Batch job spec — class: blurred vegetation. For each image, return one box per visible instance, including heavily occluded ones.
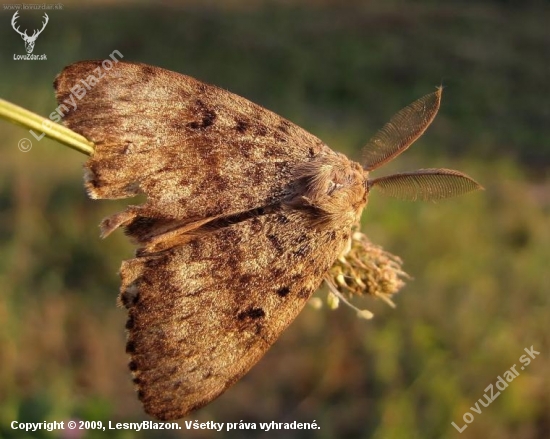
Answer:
[0,1,549,438]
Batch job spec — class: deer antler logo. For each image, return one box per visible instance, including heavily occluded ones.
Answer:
[11,11,49,54]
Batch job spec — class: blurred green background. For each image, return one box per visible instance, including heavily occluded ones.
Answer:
[0,0,549,438]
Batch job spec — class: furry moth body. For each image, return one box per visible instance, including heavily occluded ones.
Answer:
[54,61,482,420]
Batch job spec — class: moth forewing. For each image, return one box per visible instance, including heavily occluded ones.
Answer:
[54,60,331,231]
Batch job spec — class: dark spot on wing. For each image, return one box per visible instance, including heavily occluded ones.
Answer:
[267,234,284,254]
[278,120,291,134]
[201,108,216,128]
[249,217,263,233]
[298,288,313,299]
[238,140,254,158]
[293,244,310,257]
[275,214,290,224]
[126,340,136,353]
[254,125,268,137]
[239,273,254,285]
[125,316,135,330]
[120,286,140,308]
[274,132,287,143]
[221,227,240,243]
[187,99,217,130]
[245,166,264,186]
[237,307,265,320]
[162,281,182,299]
[188,239,202,260]
[187,113,215,130]
[235,119,249,133]
[262,145,278,160]
[276,286,290,297]
[313,263,326,277]
[129,360,138,371]
[140,65,156,80]
[209,174,228,191]
[85,163,100,188]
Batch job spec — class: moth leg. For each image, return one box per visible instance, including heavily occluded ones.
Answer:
[139,217,214,254]
[100,207,141,238]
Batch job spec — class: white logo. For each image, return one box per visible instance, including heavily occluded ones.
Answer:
[11,11,49,54]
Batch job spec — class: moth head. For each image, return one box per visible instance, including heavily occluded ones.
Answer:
[289,153,368,227]
[361,87,483,201]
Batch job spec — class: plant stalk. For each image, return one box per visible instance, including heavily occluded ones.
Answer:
[0,98,94,156]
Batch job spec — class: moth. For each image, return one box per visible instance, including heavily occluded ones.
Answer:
[54,61,482,420]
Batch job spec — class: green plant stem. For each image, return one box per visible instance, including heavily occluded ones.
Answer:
[0,98,94,156]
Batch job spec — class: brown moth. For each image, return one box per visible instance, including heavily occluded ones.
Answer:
[54,61,482,420]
